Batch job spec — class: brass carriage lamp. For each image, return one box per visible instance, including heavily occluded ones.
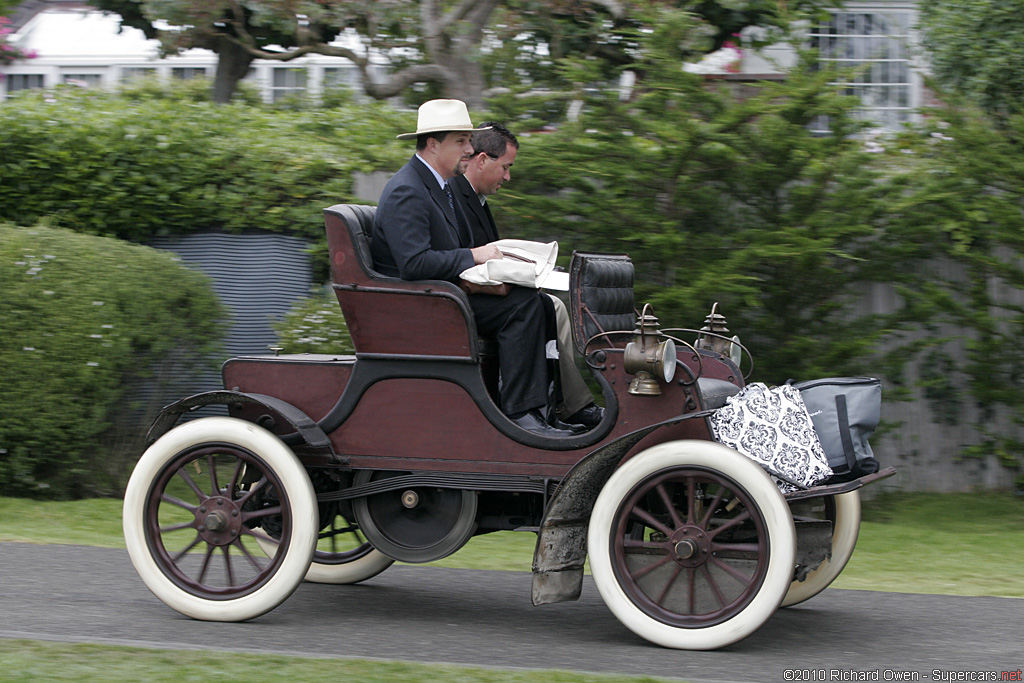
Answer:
[624,308,676,396]
[696,303,736,356]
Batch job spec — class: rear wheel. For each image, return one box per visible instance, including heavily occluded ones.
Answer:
[782,492,861,607]
[254,504,394,584]
[123,417,317,621]
[588,440,795,650]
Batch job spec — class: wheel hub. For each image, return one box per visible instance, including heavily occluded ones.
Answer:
[401,490,419,509]
[196,497,242,546]
[670,526,711,568]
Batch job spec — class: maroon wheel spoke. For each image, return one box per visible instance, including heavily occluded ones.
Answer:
[656,483,684,529]
[206,454,220,495]
[655,564,684,606]
[234,477,268,507]
[629,505,674,537]
[700,563,728,608]
[709,554,754,585]
[161,493,198,513]
[233,537,266,572]
[711,542,761,554]
[707,509,751,539]
[688,565,699,614]
[622,537,669,552]
[227,458,244,495]
[698,487,727,528]
[160,520,197,533]
[176,468,207,502]
[243,504,282,524]
[629,553,674,580]
[686,477,697,525]
[221,546,235,586]
[196,543,216,584]
[172,533,202,561]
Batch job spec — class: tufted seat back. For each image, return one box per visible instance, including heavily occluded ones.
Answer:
[568,252,636,355]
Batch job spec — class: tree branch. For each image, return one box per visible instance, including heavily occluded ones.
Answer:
[364,63,454,99]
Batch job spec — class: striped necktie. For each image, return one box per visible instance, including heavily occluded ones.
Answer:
[444,183,455,212]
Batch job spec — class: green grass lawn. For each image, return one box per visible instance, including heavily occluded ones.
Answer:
[0,640,675,683]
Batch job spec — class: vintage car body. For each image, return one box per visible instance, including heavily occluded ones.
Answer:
[122,204,894,650]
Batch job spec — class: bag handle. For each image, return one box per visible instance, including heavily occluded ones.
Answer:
[836,394,857,472]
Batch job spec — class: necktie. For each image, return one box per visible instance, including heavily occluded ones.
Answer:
[444,183,455,212]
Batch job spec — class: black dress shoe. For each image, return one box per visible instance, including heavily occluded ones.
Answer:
[552,418,588,434]
[566,403,605,427]
[510,410,577,437]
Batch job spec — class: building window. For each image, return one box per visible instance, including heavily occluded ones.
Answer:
[172,67,208,80]
[63,74,103,88]
[270,67,307,102]
[809,10,914,131]
[6,74,45,93]
[122,67,157,82]
[323,66,360,90]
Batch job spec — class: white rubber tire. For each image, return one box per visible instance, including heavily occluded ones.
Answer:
[781,491,861,607]
[588,440,796,650]
[253,531,394,584]
[123,417,317,621]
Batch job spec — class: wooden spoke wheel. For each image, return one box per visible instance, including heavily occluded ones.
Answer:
[588,440,796,650]
[254,503,394,584]
[123,417,317,621]
[782,491,861,607]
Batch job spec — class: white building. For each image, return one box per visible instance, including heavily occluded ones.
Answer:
[0,2,378,103]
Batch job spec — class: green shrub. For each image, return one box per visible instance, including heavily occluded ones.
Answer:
[118,74,264,106]
[0,224,225,498]
[0,87,411,253]
[273,286,354,355]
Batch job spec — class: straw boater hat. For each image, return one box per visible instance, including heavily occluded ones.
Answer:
[396,99,491,140]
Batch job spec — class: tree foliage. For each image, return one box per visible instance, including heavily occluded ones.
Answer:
[884,100,1024,483]
[918,0,1024,119]
[497,10,917,385]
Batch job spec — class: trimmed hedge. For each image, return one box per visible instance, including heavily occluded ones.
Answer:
[0,224,225,498]
[0,85,411,246]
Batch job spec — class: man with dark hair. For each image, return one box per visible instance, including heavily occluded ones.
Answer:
[452,122,604,428]
[371,100,575,437]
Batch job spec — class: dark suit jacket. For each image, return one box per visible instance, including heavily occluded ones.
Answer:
[371,156,475,282]
[452,174,500,247]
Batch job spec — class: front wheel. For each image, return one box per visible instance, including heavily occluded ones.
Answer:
[123,417,317,621]
[588,440,796,650]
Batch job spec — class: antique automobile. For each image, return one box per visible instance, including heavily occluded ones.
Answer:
[122,203,895,650]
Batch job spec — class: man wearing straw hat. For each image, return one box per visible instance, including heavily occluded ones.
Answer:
[371,99,575,437]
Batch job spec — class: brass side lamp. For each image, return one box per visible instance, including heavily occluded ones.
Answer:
[696,302,742,365]
[624,306,676,396]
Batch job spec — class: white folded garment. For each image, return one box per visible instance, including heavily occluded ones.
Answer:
[459,239,569,291]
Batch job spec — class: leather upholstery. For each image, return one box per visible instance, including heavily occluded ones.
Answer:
[568,252,636,355]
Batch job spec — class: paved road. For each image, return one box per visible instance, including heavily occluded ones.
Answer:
[0,542,1020,682]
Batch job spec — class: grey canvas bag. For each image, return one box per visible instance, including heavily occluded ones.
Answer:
[791,377,881,482]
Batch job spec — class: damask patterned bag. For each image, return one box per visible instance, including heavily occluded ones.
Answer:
[709,382,833,492]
